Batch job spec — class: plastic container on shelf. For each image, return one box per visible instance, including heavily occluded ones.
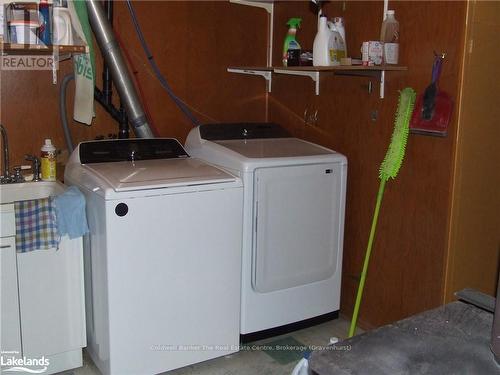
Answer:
[41,139,57,181]
[380,9,399,64]
[327,19,346,66]
[9,20,39,44]
[38,0,51,45]
[331,17,347,56]
[313,15,332,67]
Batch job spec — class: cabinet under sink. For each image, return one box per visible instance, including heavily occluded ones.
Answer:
[0,181,86,374]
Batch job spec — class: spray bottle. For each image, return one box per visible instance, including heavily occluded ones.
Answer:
[282,18,302,67]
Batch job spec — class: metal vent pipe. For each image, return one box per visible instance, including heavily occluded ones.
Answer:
[86,0,154,138]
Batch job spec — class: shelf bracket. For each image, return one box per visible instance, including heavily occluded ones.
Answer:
[229,0,273,14]
[380,70,385,99]
[227,68,272,92]
[229,0,274,70]
[274,69,321,95]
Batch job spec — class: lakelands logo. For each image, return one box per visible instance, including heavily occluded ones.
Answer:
[1,351,49,373]
[1,55,57,71]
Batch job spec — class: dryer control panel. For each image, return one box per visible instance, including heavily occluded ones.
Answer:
[199,122,291,140]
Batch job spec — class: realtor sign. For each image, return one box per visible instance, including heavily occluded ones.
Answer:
[1,54,56,70]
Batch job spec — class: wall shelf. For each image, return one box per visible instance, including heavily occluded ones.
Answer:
[228,0,402,98]
[1,42,88,56]
[1,42,88,83]
[228,65,407,96]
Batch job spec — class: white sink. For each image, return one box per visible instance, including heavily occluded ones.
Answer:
[0,181,65,204]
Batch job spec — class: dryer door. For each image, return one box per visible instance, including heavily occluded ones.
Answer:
[252,163,342,293]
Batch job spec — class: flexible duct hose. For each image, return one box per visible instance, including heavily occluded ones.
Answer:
[86,0,154,138]
[60,73,75,153]
[125,0,199,127]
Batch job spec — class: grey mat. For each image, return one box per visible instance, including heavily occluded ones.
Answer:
[309,301,500,375]
[261,336,308,365]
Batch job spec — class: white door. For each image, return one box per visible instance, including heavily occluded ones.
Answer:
[16,237,86,357]
[252,163,342,293]
[0,236,22,358]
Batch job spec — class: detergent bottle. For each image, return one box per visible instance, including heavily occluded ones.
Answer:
[327,19,346,66]
[313,15,331,66]
[282,18,302,67]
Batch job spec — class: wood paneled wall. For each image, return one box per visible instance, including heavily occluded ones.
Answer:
[0,1,268,168]
[269,1,467,328]
[2,1,488,330]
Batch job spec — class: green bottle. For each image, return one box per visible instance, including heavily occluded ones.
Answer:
[282,18,302,67]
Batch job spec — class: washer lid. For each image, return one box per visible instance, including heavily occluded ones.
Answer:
[213,138,334,158]
[84,158,236,192]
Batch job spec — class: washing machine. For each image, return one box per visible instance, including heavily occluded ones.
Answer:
[185,123,347,335]
[65,139,243,375]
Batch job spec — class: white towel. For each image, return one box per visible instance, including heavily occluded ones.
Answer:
[68,0,95,125]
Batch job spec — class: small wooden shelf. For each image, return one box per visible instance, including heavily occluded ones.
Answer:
[228,65,407,96]
[1,42,88,55]
[1,42,88,83]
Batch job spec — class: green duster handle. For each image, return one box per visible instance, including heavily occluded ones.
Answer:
[348,178,387,338]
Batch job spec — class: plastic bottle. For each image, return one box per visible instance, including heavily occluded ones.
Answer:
[282,18,302,67]
[41,139,56,181]
[327,19,346,66]
[313,15,332,67]
[39,0,51,46]
[291,358,309,375]
[380,10,399,64]
[332,17,347,55]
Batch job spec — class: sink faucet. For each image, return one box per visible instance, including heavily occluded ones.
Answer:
[0,124,10,183]
[25,155,41,182]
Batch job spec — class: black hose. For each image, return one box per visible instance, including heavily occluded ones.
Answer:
[60,73,75,153]
[125,0,199,127]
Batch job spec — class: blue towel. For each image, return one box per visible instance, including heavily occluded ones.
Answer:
[15,198,59,252]
[53,186,89,239]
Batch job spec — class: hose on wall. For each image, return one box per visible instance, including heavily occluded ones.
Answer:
[60,74,75,153]
[125,0,200,127]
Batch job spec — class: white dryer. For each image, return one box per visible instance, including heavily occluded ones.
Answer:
[65,139,243,375]
[185,123,347,335]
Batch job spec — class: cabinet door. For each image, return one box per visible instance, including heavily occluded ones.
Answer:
[1,236,22,357]
[16,237,86,357]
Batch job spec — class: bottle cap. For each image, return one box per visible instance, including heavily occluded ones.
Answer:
[41,139,56,152]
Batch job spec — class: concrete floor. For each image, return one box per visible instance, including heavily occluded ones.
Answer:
[61,317,353,375]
